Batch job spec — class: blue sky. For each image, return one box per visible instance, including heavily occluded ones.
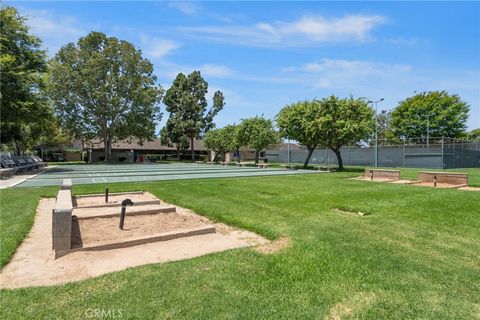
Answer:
[9,1,480,131]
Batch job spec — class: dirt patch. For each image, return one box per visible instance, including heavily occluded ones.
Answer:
[255,237,291,254]
[350,177,397,182]
[388,179,417,184]
[73,212,210,247]
[458,186,480,191]
[412,182,465,189]
[326,292,377,320]
[0,197,269,288]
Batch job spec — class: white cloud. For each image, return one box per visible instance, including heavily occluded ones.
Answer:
[168,1,201,15]
[180,14,386,47]
[140,36,180,59]
[283,59,411,76]
[200,64,233,78]
[21,8,87,55]
[156,62,234,81]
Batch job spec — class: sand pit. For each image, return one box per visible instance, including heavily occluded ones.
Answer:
[0,195,269,289]
[72,211,211,247]
[74,191,160,207]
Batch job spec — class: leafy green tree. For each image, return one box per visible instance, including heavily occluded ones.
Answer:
[0,7,53,154]
[204,128,225,161]
[276,100,325,168]
[316,96,374,170]
[236,116,278,164]
[277,97,373,169]
[391,91,469,140]
[162,71,225,161]
[47,31,163,162]
[466,128,480,140]
[159,123,189,160]
[204,124,239,161]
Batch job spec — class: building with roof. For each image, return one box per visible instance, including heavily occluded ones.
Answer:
[85,138,208,162]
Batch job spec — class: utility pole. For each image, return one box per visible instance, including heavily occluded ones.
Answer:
[367,98,384,167]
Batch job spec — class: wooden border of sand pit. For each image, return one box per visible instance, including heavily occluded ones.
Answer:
[364,168,400,181]
[65,225,216,255]
[417,171,468,188]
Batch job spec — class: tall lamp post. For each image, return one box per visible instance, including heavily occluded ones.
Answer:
[367,98,384,167]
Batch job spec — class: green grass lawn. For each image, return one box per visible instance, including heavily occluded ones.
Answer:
[1,170,479,319]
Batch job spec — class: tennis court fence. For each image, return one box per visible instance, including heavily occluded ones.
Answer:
[266,137,480,169]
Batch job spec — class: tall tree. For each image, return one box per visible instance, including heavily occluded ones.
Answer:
[0,7,53,154]
[162,71,225,161]
[391,91,469,140]
[236,116,278,164]
[317,96,374,170]
[159,123,189,160]
[276,100,325,168]
[47,31,163,162]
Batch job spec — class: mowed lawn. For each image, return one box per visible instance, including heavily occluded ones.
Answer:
[1,170,479,319]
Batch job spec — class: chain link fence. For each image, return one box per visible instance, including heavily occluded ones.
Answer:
[266,138,480,169]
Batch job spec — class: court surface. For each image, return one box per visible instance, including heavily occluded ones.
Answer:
[14,163,319,187]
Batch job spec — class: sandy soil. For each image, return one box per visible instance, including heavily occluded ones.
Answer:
[388,179,418,184]
[73,212,210,247]
[457,186,480,191]
[73,204,176,219]
[74,191,160,207]
[256,237,291,254]
[350,177,398,182]
[0,198,268,289]
[411,182,465,189]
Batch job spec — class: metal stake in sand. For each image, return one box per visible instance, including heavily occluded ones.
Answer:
[119,199,134,230]
[105,187,109,203]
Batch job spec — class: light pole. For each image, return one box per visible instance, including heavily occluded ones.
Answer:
[368,98,384,167]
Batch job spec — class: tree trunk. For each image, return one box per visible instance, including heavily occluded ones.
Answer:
[103,131,109,162]
[107,140,112,163]
[332,148,344,170]
[255,150,260,164]
[14,141,22,156]
[303,146,315,168]
[190,135,195,162]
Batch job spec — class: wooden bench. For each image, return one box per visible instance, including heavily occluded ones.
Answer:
[364,169,400,181]
[280,164,297,170]
[256,163,270,169]
[0,168,14,179]
[418,171,468,188]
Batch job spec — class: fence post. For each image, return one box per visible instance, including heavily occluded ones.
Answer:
[403,140,406,167]
[441,136,445,169]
